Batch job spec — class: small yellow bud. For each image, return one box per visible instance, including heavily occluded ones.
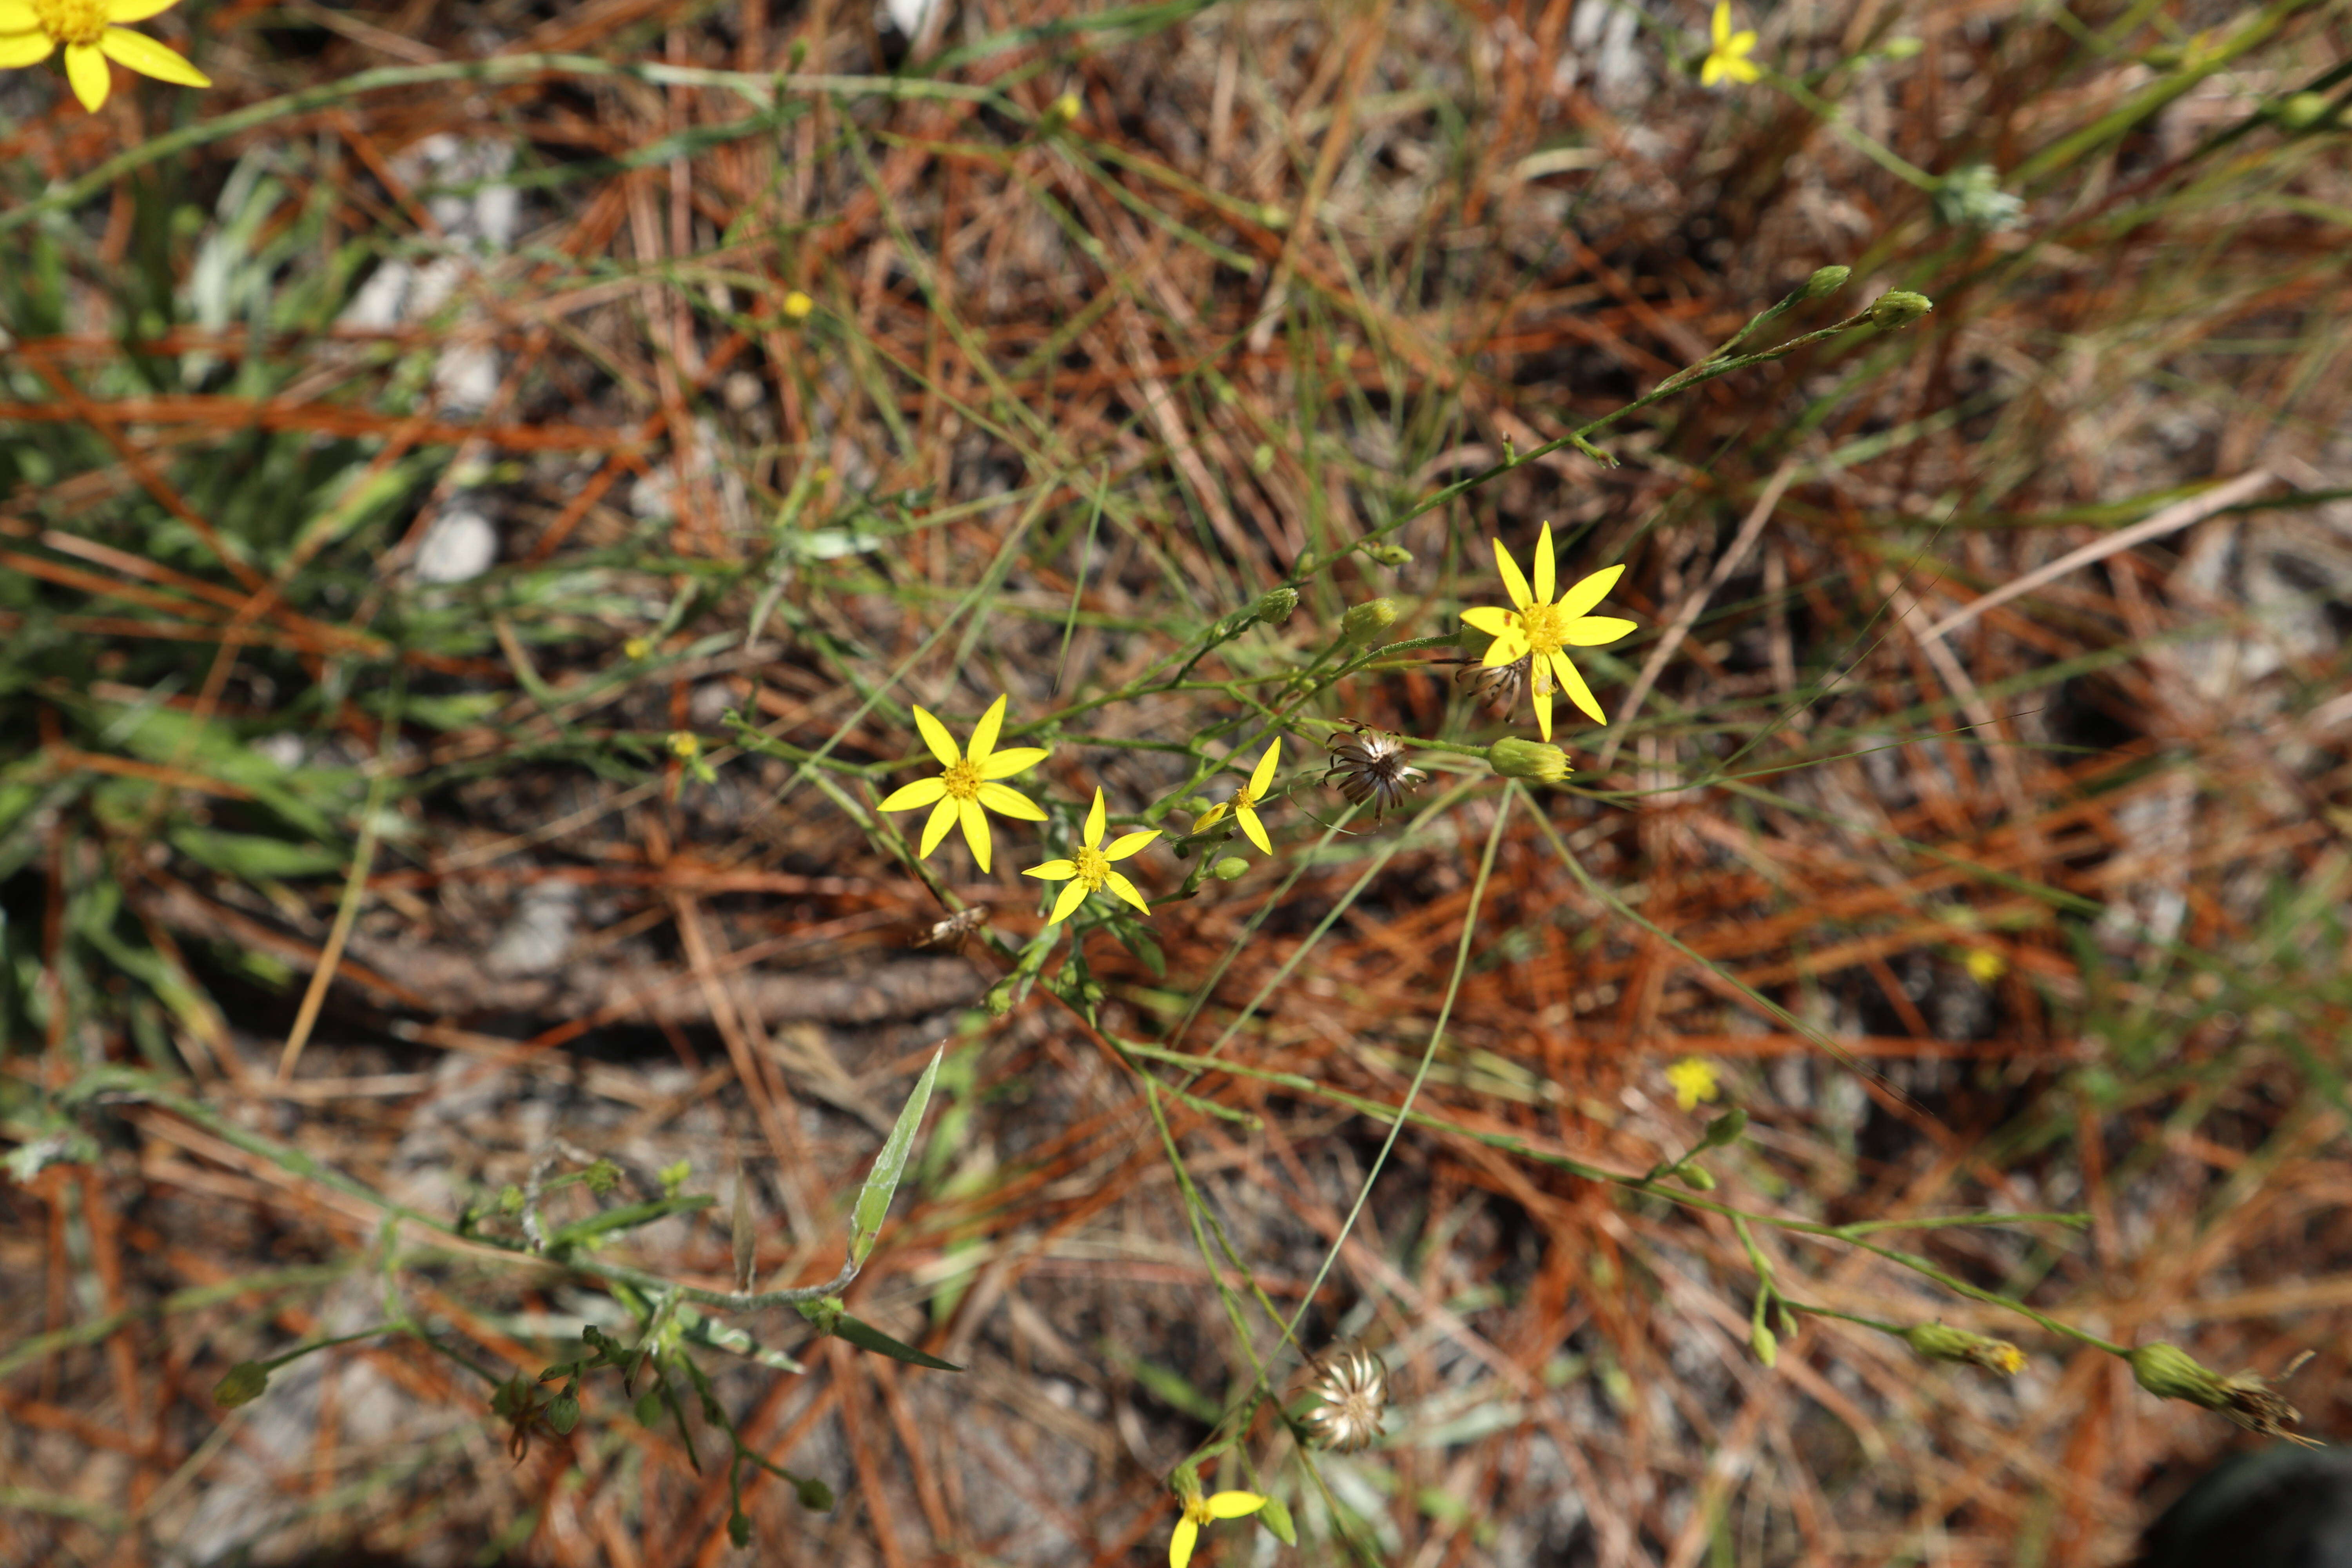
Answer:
[623,637,653,661]
[213,1361,270,1408]
[1341,597,1399,645]
[781,290,815,323]
[668,731,702,761]
[1367,543,1414,568]
[1487,737,1571,784]
[1866,290,1934,330]
[1904,1322,2026,1376]
[1042,90,1082,129]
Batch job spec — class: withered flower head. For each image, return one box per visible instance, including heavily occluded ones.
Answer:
[1322,724,1425,824]
[1454,652,1530,713]
[911,905,989,952]
[1300,1344,1390,1452]
[2127,1342,2315,1444]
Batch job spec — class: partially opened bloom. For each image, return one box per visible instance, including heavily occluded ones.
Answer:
[1194,738,1281,855]
[1459,523,1637,741]
[1701,1,1760,86]
[1025,788,1160,924]
[0,0,211,113]
[877,694,1050,874]
[1169,1489,1267,1568]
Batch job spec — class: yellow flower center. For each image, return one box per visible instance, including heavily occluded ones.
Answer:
[33,0,110,45]
[941,758,982,801]
[1071,844,1109,889]
[1229,785,1258,811]
[1519,600,1567,657]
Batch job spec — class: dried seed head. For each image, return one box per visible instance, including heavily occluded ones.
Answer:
[1322,724,1425,824]
[1300,1345,1390,1452]
[1455,652,1529,714]
[911,906,990,952]
[2127,1342,2315,1444]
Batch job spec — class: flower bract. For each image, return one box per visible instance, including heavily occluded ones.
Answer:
[1024,788,1160,924]
[1194,738,1281,855]
[1169,1490,1267,1568]
[876,694,1050,874]
[1459,522,1636,742]
[1701,1,1760,86]
[0,0,210,112]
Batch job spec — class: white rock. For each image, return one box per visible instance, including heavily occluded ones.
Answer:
[412,504,498,584]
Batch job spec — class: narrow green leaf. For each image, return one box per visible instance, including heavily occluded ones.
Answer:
[849,1046,941,1266]
[830,1310,962,1371]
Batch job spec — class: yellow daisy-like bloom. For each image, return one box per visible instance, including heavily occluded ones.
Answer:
[1459,522,1637,742]
[1962,947,2007,984]
[0,0,210,113]
[1194,738,1281,855]
[1169,1490,1267,1568]
[876,694,1050,874]
[1701,0,1760,86]
[1024,788,1159,924]
[1666,1056,1721,1112]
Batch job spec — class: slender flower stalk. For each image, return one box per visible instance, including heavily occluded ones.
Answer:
[1194,739,1281,855]
[0,0,209,111]
[876,695,1050,873]
[1459,523,1636,742]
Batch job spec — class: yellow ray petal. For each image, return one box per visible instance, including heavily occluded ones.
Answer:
[0,31,54,67]
[1048,880,1091,924]
[976,781,1045,820]
[1530,684,1553,741]
[1194,801,1230,831]
[877,776,948,812]
[64,41,111,110]
[1701,53,1726,85]
[1082,788,1106,846]
[1492,536,1532,610]
[99,24,206,85]
[966,694,1006,762]
[1459,605,1516,638]
[1713,0,1733,45]
[1556,563,1625,620]
[1024,859,1077,880]
[1552,651,1605,724]
[1564,615,1638,647]
[0,0,41,32]
[1481,628,1530,667]
[1103,829,1160,862]
[918,797,960,857]
[1725,52,1760,80]
[910,705,960,767]
[106,0,184,20]
[1247,739,1281,796]
[957,798,993,871]
[1169,1515,1199,1568]
[1205,1492,1268,1519]
[979,745,1050,780]
[1104,871,1151,915]
[1532,522,1555,604]
[1236,804,1272,856]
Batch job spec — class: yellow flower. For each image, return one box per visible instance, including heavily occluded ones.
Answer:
[0,0,210,113]
[877,694,1051,874]
[1459,522,1636,742]
[1194,738,1281,855]
[1701,1,1761,86]
[1666,1056,1720,1112]
[1963,947,2006,984]
[1024,787,1159,924]
[1169,1490,1267,1568]
[781,290,814,322]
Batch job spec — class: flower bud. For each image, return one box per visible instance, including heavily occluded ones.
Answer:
[1750,1321,1779,1367]
[2275,92,2336,129]
[214,1361,270,1408]
[1904,1322,2026,1376]
[1866,290,1934,330]
[797,1477,835,1511]
[1368,543,1414,567]
[781,290,814,323]
[1042,90,1082,129]
[624,636,653,660]
[1698,1105,1748,1149]
[1341,597,1398,645]
[1804,265,1851,299]
[546,1393,580,1434]
[728,1511,753,1548]
[1488,737,1571,784]
[1212,857,1250,882]
[1675,1165,1716,1191]
[1254,586,1299,624]
[1878,34,1922,58]
[668,731,702,761]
